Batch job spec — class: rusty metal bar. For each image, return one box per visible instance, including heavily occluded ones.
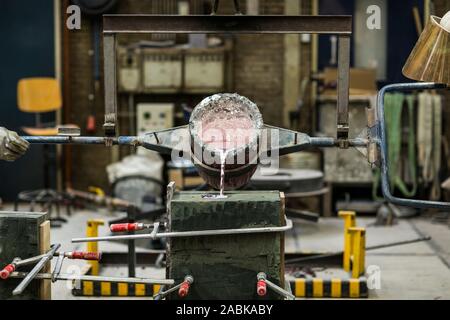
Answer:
[337,35,351,144]
[103,34,117,136]
[103,15,352,34]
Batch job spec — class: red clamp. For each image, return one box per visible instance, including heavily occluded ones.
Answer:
[110,223,144,232]
[66,251,102,261]
[178,275,194,298]
[0,264,16,280]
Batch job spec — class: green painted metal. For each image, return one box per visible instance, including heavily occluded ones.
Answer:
[0,212,48,300]
[167,191,284,300]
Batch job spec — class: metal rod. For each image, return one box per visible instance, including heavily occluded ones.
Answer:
[72,218,293,243]
[336,35,351,142]
[12,244,61,296]
[103,15,353,35]
[9,272,174,285]
[103,34,117,136]
[285,236,432,265]
[127,206,136,278]
[22,136,140,146]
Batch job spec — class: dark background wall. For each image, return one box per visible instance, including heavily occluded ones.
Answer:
[0,0,55,200]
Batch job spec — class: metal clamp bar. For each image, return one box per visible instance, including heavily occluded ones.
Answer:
[153,275,194,300]
[376,82,449,209]
[51,254,65,283]
[12,244,61,296]
[337,35,351,145]
[9,272,174,285]
[72,217,292,243]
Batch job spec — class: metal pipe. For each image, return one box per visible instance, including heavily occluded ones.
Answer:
[103,15,353,35]
[309,137,368,147]
[285,236,432,265]
[72,219,293,243]
[12,244,61,296]
[377,82,450,209]
[22,136,140,146]
[9,272,174,285]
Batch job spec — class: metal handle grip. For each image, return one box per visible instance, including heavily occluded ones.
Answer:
[66,251,102,261]
[110,223,144,233]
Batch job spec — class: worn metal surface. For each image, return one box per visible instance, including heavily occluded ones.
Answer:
[9,272,174,285]
[103,15,352,34]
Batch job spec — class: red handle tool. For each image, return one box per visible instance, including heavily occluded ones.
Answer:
[0,264,16,280]
[178,276,194,298]
[65,251,102,261]
[257,279,267,296]
[110,223,145,232]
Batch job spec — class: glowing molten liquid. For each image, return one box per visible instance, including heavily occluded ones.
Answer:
[200,117,255,151]
[200,116,255,197]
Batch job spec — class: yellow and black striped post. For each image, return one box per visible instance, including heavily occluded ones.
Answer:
[72,281,161,297]
[291,277,368,299]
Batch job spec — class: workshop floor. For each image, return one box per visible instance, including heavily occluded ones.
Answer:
[5,204,450,300]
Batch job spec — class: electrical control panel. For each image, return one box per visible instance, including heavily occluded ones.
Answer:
[136,103,174,135]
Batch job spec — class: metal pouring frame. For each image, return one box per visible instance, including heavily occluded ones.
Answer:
[20,14,450,210]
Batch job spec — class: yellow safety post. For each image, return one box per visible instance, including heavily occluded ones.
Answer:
[338,211,356,271]
[86,219,104,275]
[88,186,105,197]
[348,227,366,279]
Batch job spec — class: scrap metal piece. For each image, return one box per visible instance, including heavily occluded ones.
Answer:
[102,15,353,35]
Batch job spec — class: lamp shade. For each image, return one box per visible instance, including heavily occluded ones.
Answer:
[402,15,449,85]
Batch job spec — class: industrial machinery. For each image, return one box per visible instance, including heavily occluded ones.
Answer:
[2,12,448,299]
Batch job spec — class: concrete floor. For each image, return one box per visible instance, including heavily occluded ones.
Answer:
[3,204,450,300]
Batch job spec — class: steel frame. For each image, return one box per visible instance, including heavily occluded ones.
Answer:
[101,14,352,141]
